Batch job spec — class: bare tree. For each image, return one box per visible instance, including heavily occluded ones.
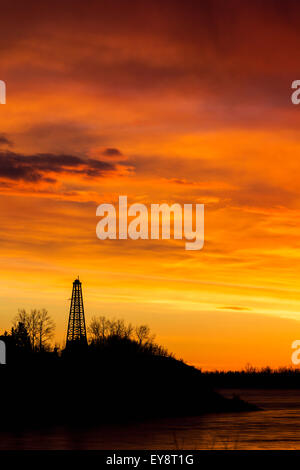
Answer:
[88,316,136,341]
[13,308,55,351]
[37,309,55,350]
[87,315,170,358]
[30,309,40,350]
[88,316,110,341]
[13,308,28,327]
[135,324,154,345]
[109,318,133,339]
[13,309,39,350]
[124,321,134,339]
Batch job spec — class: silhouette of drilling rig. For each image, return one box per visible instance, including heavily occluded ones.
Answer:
[66,277,87,347]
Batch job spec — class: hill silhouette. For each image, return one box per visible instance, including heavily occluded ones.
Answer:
[0,316,258,431]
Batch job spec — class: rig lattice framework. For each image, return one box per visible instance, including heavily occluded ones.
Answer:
[66,277,87,345]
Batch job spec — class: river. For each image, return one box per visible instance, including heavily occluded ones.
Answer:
[1,389,300,449]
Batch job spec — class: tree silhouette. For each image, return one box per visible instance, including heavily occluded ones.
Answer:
[135,324,153,345]
[37,309,56,351]
[11,321,31,351]
[88,316,134,341]
[88,316,110,341]
[13,308,55,351]
[87,315,171,358]
[109,318,133,339]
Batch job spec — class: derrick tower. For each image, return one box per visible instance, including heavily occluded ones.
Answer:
[66,277,87,346]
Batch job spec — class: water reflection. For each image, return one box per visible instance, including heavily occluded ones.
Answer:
[1,390,300,449]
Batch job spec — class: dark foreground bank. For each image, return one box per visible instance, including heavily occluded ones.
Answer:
[0,338,258,430]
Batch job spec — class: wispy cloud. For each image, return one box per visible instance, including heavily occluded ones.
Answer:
[218,306,251,311]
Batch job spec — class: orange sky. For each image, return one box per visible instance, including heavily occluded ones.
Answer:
[1,0,300,369]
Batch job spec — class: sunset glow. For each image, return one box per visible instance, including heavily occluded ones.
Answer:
[1,0,300,370]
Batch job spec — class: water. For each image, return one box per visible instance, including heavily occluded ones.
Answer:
[1,389,300,449]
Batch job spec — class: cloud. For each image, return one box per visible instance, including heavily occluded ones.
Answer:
[15,122,108,155]
[101,148,123,157]
[218,306,251,311]
[0,135,12,147]
[0,151,131,183]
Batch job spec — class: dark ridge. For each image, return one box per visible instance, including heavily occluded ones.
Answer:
[0,334,259,431]
[202,367,300,389]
